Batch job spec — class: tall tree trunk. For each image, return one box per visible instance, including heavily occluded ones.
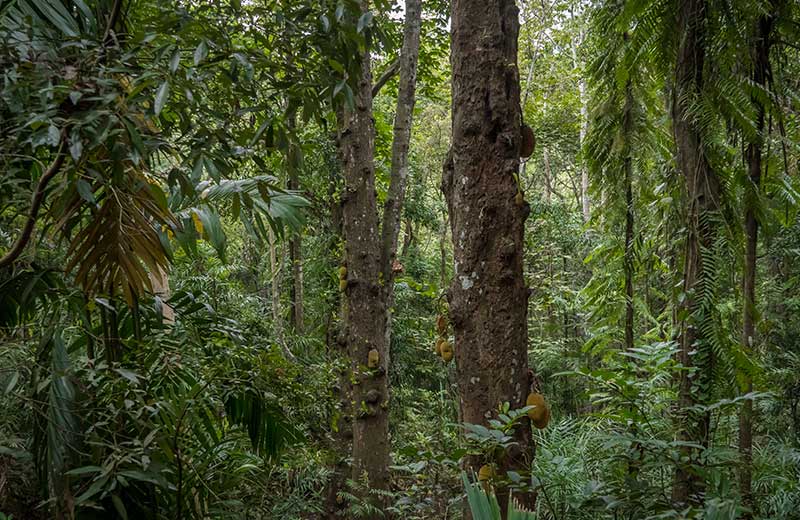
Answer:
[443,0,534,515]
[338,47,389,490]
[739,9,773,518]
[287,112,305,334]
[622,80,635,353]
[671,0,720,507]
[571,25,590,223]
[380,0,423,357]
[335,1,422,510]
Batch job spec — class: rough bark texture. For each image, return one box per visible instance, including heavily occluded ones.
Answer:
[337,5,389,498]
[443,0,534,515]
[739,10,772,518]
[671,0,720,507]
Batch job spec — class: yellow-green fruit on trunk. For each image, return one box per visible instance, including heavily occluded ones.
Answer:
[440,341,453,362]
[435,337,445,355]
[367,349,380,368]
[526,393,547,421]
[533,405,551,429]
[526,393,550,429]
[338,266,347,279]
[436,314,448,335]
[478,464,495,482]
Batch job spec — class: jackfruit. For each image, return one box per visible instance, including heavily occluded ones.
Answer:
[526,393,550,429]
[440,341,453,363]
[368,349,380,368]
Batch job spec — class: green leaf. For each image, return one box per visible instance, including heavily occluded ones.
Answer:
[357,11,373,33]
[169,50,181,73]
[65,465,103,476]
[76,179,95,205]
[111,494,128,520]
[194,40,209,66]
[4,372,19,394]
[154,81,170,116]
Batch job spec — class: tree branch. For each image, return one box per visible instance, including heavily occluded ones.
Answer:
[0,140,67,269]
[371,58,400,98]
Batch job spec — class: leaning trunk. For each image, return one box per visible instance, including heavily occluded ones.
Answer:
[443,0,534,515]
[671,0,720,507]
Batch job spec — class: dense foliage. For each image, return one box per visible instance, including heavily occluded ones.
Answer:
[1,0,799,519]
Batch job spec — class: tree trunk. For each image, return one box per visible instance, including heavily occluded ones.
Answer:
[543,147,552,203]
[443,0,534,515]
[335,1,422,511]
[622,80,634,353]
[337,40,390,493]
[571,26,590,223]
[739,9,773,518]
[671,0,720,507]
[287,112,305,334]
[380,0,423,361]
[268,227,294,361]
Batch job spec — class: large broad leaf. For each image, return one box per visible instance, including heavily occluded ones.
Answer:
[191,207,227,261]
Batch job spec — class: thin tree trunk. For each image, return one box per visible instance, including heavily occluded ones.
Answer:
[739,9,773,518]
[287,112,305,334]
[268,227,294,361]
[400,218,414,258]
[570,25,590,223]
[323,137,350,519]
[623,79,635,353]
[543,147,553,203]
[443,0,534,515]
[671,0,720,507]
[380,0,423,361]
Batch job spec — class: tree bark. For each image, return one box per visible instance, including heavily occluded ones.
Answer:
[443,0,534,515]
[335,1,422,511]
[739,9,773,518]
[570,26,590,223]
[337,3,389,502]
[623,80,635,353]
[268,227,294,362]
[287,113,305,334]
[380,0,423,353]
[671,0,720,507]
